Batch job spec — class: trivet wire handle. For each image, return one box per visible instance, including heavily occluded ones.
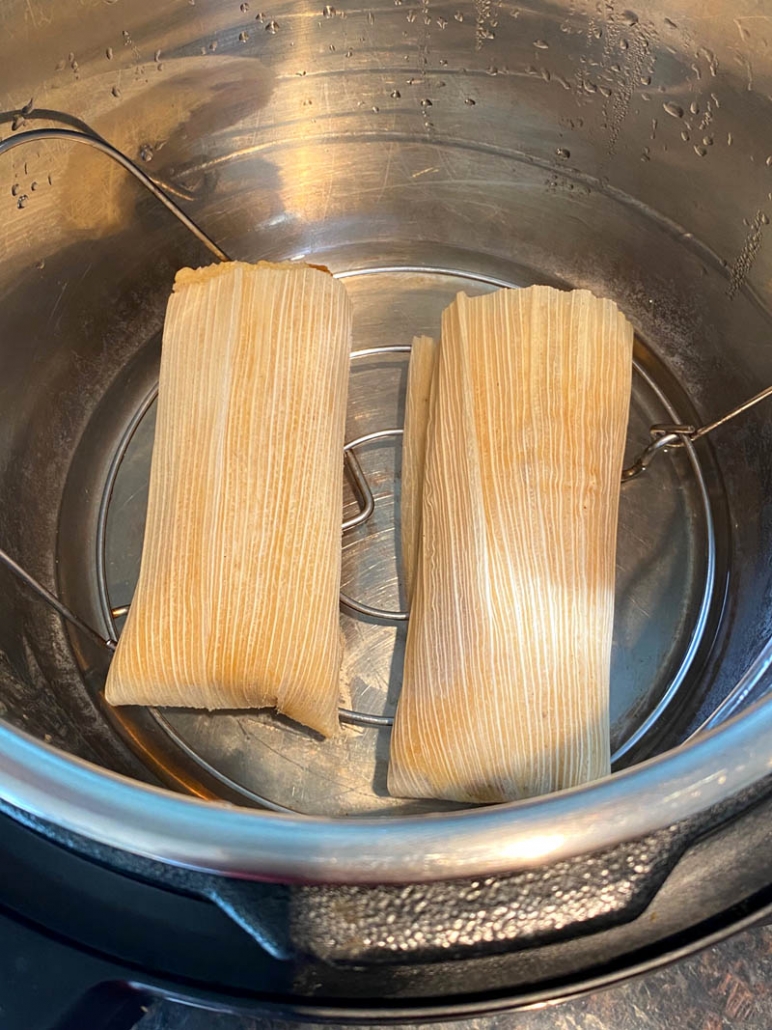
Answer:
[622,383,772,481]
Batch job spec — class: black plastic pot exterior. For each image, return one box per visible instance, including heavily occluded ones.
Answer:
[4,770,772,1027]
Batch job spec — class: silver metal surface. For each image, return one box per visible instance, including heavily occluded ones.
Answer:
[623,383,772,480]
[1,0,772,873]
[0,547,115,652]
[1,690,772,881]
[688,633,772,741]
[0,129,230,262]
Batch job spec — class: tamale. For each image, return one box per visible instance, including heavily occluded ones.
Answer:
[401,335,437,605]
[388,286,633,802]
[105,260,352,737]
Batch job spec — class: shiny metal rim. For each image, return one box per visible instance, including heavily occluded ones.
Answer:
[1,693,771,883]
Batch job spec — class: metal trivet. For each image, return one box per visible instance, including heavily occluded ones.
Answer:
[1,127,771,734]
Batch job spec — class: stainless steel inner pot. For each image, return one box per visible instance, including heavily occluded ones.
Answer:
[1,0,772,881]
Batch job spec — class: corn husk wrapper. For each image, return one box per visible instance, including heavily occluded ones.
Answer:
[389,286,633,802]
[106,261,352,737]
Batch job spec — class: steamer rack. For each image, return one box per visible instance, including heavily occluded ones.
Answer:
[2,127,771,815]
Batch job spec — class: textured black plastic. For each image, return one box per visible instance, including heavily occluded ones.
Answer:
[1,774,772,1026]
[3,784,772,1025]
[289,829,680,963]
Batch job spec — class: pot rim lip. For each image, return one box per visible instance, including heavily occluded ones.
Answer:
[1,694,771,884]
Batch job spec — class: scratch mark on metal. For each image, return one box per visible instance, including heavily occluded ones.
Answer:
[47,281,68,327]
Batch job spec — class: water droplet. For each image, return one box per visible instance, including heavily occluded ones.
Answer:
[30,181,38,191]
[209,40,218,50]
[641,150,650,162]
[390,89,401,98]
[154,49,162,62]
[693,145,707,157]
[619,38,629,50]
[599,85,612,97]
[406,8,416,20]
[255,11,265,20]
[437,16,447,28]
[702,136,713,146]
[239,30,249,40]
[36,259,45,270]
[106,47,114,60]
[265,19,279,32]
[10,183,20,196]
[621,10,639,26]
[689,100,699,115]
[640,75,651,85]
[329,42,336,50]
[762,213,770,225]
[465,96,476,105]
[610,63,621,73]
[323,3,336,14]
[345,47,353,56]
[583,81,597,93]
[240,0,250,9]
[533,39,549,49]
[368,10,375,22]
[766,155,772,167]
[17,195,28,209]
[111,85,122,98]
[556,147,570,159]
[680,129,690,142]
[372,105,380,112]
[664,17,678,28]
[454,9,464,20]
[420,97,433,106]
[727,132,733,146]
[139,144,154,162]
[663,101,683,118]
